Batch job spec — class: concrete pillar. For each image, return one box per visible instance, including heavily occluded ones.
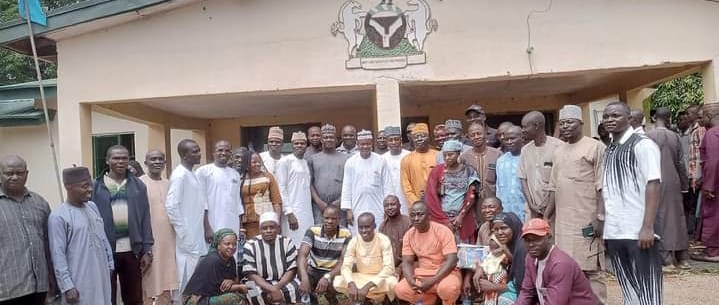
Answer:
[703,57,719,104]
[374,77,402,131]
[147,123,171,177]
[57,101,92,169]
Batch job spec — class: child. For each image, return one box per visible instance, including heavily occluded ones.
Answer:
[474,235,510,305]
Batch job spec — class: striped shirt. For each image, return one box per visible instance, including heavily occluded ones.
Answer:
[243,235,297,281]
[301,226,351,271]
[0,189,51,301]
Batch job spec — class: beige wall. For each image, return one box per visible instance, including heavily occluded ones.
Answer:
[92,111,149,162]
[0,121,62,205]
[53,0,719,167]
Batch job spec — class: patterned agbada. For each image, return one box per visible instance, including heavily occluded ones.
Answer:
[241,172,282,238]
[49,201,114,305]
[139,175,178,300]
[424,163,480,242]
[242,234,301,305]
[333,233,397,302]
[688,122,706,180]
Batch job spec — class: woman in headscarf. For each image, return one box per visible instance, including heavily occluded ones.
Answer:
[183,228,247,305]
[240,152,283,238]
[464,212,525,304]
[425,139,480,243]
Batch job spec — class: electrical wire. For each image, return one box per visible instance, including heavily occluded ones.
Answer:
[526,0,553,74]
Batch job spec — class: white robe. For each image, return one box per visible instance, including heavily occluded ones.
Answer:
[276,154,314,247]
[196,163,244,235]
[382,150,411,215]
[341,153,394,234]
[165,165,207,294]
[260,151,281,176]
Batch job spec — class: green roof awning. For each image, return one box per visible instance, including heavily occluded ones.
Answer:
[0,99,55,127]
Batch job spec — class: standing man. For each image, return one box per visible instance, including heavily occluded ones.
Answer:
[403,122,416,151]
[518,111,563,219]
[394,201,461,305]
[49,166,114,305]
[465,104,500,148]
[337,125,358,155]
[231,147,250,175]
[140,150,177,305]
[382,126,411,214]
[0,155,52,305]
[432,124,448,151]
[696,103,719,261]
[277,132,314,247]
[92,145,153,305]
[166,139,207,294]
[196,140,244,241]
[305,126,323,159]
[629,109,646,134]
[646,107,691,270]
[601,101,662,305]
[545,105,607,304]
[260,126,284,176]
[400,123,439,206]
[436,119,471,164]
[341,130,394,234]
[461,122,502,207]
[308,124,349,225]
[375,130,389,155]
[496,126,527,220]
[687,104,706,237]
[298,206,352,305]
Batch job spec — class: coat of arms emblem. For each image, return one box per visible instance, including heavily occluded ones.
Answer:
[331,0,438,70]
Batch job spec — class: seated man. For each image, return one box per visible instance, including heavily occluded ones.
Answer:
[243,212,301,305]
[334,213,397,304]
[516,218,598,305]
[298,205,352,305]
[395,201,461,305]
[378,195,411,275]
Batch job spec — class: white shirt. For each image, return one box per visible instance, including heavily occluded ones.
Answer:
[341,152,394,234]
[602,127,661,240]
[382,149,411,215]
[195,163,244,235]
[276,154,314,247]
[166,165,207,256]
[260,151,282,176]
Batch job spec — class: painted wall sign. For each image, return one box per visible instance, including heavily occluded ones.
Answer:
[331,0,438,70]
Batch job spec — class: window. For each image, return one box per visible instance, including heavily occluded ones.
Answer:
[92,133,135,178]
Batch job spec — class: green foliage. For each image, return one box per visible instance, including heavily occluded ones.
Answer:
[650,73,704,115]
[0,0,82,86]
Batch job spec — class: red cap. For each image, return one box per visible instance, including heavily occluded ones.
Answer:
[522,218,551,237]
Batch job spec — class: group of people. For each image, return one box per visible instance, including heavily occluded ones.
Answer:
[1,101,718,305]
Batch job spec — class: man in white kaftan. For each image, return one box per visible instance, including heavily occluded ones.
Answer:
[342,130,394,234]
[277,132,315,248]
[165,139,207,295]
[196,140,244,236]
[381,126,411,215]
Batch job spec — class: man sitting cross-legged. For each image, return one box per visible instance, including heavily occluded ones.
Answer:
[333,212,397,304]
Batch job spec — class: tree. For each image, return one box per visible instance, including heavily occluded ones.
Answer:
[0,0,82,86]
[650,73,704,116]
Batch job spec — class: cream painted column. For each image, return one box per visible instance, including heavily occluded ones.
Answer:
[147,123,168,153]
[703,56,719,103]
[374,77,402,131]
[57,101,93,169]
